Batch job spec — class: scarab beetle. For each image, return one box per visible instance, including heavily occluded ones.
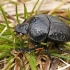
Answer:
[15,14,70,57]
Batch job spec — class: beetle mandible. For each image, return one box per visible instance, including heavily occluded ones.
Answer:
[15,14,70,58]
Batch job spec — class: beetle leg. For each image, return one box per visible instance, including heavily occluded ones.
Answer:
[43,39,52,60]
[43,41,53,69]
[57,15,70,21]
[43,46,52,60]
[55,43,70,53]
[19,47,37,53]
[32,40,52,60]
[19,46,39,53]
[19,40,40,53]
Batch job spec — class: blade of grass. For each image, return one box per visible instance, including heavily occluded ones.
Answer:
[30,0,39,16]
[64,43,70,47]
[0,23,6,26]
[25,53,37,70]
[15,5,20,24]
[0,5,15,37]
[0,36,13,43]
[51,53,70,60]
[0,44,14,52]
[48,0,67,15]
[65,9,70,24]
[24,4,28,19]
[0,27,7,36]
[0,5,9,29]
[0,50,11,60]
[35,0,44,15]
[65,8,70,18]
[2,57,14,70]
[41,42,47,45]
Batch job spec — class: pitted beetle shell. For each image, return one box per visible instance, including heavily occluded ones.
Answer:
[45,15,70,42]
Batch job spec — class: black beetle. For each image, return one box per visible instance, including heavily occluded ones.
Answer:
[15,14,70,59]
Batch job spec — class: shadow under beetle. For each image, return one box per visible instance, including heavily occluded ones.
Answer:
[15,14,70,59]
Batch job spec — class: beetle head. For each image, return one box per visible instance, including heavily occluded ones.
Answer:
[15,23,29,35]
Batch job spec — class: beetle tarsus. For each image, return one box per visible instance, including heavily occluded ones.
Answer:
[55,43,70,53]
[19,47,36,53]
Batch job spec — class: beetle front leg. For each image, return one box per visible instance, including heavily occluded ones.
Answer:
[44,46,52,60]
[43,42,53,69]
[43,45,52,60]
[19,41,40,53]
[42,39,52,60]
[55,43,70,53]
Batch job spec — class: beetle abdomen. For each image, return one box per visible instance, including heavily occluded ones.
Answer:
[46,15,70,42]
